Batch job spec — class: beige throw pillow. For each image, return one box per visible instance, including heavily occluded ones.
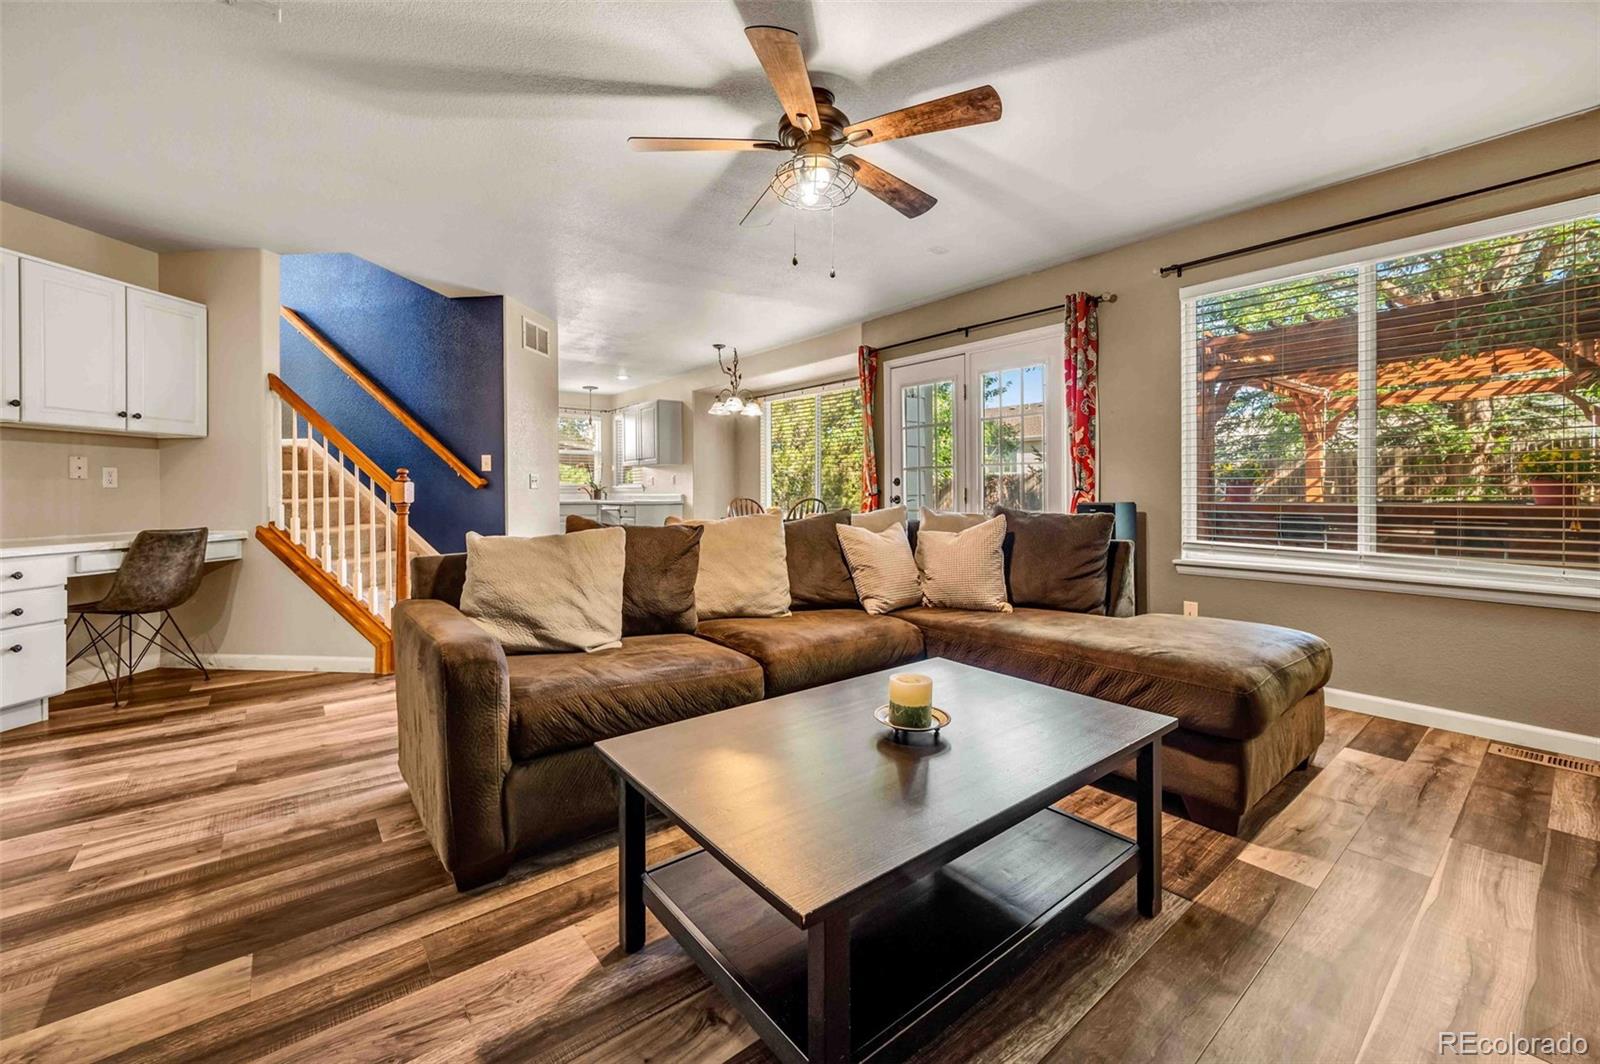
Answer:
[914,514,1013,612]
[460,528,626,652]
[849,505,907,532]
[664,512,790,619]
[918,508,989,533]
[836,522,921,614]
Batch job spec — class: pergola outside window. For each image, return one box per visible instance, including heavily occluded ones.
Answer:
[1180,199,1599,610]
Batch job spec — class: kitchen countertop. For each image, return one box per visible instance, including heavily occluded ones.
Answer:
[560,495,685,505]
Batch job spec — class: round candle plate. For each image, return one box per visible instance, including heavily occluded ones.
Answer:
[874,705,951,743]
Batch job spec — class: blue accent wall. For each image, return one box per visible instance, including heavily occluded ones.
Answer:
[280,254,504,553]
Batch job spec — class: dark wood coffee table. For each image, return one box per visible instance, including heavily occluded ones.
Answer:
[595,657,1177,1063]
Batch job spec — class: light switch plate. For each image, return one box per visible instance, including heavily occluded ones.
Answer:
[528,473,540,490]
[101,467,119,489]
[480,454,492,472]
[68,456,88,480]
[1183,601,1199,617]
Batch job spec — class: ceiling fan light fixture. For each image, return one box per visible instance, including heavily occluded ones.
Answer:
[773,153,856,212]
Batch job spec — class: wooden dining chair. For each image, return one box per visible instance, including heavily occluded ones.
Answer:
[786,497,828,520]
[726,497,765,517]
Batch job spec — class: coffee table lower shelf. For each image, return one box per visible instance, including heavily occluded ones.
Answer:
[642,806,1137,1063]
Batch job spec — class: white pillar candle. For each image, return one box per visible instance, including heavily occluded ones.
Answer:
[889,673,933,707]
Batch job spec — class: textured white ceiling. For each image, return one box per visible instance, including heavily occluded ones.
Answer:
[2,2,1595,393]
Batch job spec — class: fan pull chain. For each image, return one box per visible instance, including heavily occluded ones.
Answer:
[829,208,836,279]
[791,217,798,268]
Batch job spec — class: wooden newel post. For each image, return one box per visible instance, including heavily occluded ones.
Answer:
[394,468,412,603]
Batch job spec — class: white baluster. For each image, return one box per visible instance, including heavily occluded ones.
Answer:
[290,414,302,546]
[352,465,364,602]
[370,482,381,614]
[321,435,333,569]
[271,397,285,529]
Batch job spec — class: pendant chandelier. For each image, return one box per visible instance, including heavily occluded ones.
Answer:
[707,344,761,418]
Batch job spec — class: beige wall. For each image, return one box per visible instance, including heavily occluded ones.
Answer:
[158,249,371,665]
[504,299,561,536]
[0,428,162,539]
[0,201,159,288]
[716,112,1600,735]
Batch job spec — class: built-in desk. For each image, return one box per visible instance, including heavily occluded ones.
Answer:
[0,530,245,732]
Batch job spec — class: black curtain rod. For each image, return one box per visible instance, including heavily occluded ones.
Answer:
[875,292,1116,355]
[1157,158,1600,279]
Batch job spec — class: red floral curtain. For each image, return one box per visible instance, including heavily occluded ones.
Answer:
[1065,294,1100,511]
[857,345,881,511]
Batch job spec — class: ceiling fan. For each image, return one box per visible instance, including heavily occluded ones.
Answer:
[629,25,1001,224]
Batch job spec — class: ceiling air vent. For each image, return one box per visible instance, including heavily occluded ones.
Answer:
[522,318,550,356]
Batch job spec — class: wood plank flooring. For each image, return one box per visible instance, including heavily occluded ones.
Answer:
[1,669,1594,1062]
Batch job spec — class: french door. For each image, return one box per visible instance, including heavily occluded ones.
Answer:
[885,326,1066,514]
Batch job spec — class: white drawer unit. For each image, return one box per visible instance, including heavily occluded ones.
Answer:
[1,620,67,708]
[0,585,67,631]
[3,554,69,592]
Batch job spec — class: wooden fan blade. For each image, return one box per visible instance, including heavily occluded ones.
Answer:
[841,156,936,218]
[628,137,784,152]
[843,85,1001,146]
[745,26,819,131]
[739,183,779,228]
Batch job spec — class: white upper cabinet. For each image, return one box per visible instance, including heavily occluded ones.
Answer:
[19,258,127,431]
[1,252,18,422]
[127,288,206,436]
[5,250,206,438]
[617,399,682,467]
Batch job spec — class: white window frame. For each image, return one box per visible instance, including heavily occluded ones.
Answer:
[557,409,603,497]
[1177,194,1600,613]
[760,379,863,510]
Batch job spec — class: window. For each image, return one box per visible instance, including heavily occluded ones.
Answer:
[762,384,865,514]
[612,416,643,487]
[1180,199,1600,609]
[558,411,600,491]
[980,363,1048,510]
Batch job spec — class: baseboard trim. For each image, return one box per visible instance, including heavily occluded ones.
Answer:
[1324,686,1598,760]
[162,651,375,674]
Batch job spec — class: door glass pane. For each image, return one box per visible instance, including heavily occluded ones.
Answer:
[901,379,955,512]
[981,362,1046,510]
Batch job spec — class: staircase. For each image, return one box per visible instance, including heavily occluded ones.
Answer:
[259,309,486,674]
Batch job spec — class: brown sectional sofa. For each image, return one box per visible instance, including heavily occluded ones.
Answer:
[395,532,1331,890]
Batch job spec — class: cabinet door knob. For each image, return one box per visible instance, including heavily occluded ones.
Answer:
[117,410,128,418]
[6,571,21,580]
[6,645,20,654]
[131,412,143,420]
[6,399,18,407]
[8,608,21,616]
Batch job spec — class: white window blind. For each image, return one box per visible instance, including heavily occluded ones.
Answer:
[558,411,600,490]
[761,383,864,514]
[1180,200,1599,609]
[612,415,643,486]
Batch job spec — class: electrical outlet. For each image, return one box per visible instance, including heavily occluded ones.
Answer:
[101,466,119,489]
[1183,600,1199,617]
[480,454,493,472]
[528,473,540,490]
[68,456,88,480]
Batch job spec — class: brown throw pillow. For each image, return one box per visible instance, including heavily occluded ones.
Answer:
[994,507,1114,614]
[565,514,702,634]
[784,509,858,608]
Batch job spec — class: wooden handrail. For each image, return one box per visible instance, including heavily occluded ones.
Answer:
[268,373,396,495]
[281,306,490,490]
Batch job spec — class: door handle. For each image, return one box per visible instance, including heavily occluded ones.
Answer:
[890,495,902,504]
